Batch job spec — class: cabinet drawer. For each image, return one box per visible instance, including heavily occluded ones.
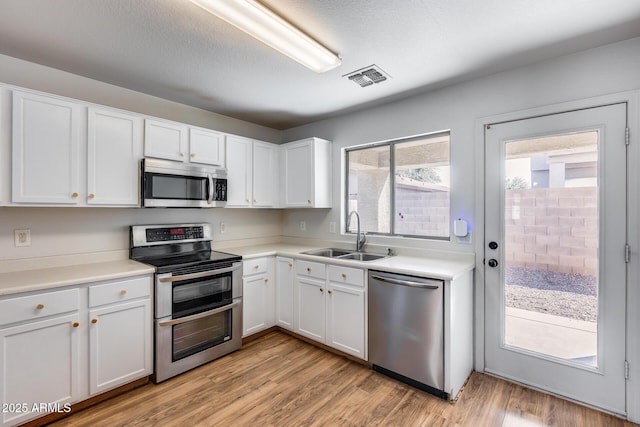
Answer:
[295,260,326,280]
[89,276,152,307]
[243,257,269,276]
[0,288,80,325]
[328,265,364,287]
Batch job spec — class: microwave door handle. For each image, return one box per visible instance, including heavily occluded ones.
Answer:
[207,176,214,204]
[158,300,240,326]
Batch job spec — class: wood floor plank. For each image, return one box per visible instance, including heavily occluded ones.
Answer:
[47,331,638,427]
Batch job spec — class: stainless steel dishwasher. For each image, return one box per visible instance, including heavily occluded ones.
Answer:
[368,270,446,398]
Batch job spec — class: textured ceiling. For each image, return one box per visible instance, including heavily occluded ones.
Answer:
[0,0,639,130]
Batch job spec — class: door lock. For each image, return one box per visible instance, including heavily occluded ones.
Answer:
[487,259,499,268]
[488,241,498,250]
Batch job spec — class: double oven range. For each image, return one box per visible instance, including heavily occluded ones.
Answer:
[130,223,242,383]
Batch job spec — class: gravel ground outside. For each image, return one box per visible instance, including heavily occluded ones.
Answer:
[505,267,598,322]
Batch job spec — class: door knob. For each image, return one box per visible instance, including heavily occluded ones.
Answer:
[487,259,499,268]
[488,241,498,250]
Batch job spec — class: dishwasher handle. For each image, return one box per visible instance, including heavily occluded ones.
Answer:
[370,274,441,289]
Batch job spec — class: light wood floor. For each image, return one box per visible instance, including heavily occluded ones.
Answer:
[48,331,637,427]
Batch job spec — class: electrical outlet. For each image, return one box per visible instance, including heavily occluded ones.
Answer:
[329,222,336,233]
[299,221,306,231]
[220,222,227,234]
[15,229,31,247]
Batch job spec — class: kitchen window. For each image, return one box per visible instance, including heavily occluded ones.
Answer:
[345,131,450,239]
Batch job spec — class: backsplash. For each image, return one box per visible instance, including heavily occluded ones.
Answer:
[0,207,283,261]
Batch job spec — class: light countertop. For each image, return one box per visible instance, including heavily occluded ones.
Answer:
[224,243,475,281]
[0,260,155,296]
[0,242,475,297]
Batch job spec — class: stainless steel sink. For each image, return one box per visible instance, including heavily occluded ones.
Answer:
[337,252,388,262]
[301,248,353,258]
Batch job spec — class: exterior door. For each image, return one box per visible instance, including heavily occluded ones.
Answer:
[484,104,627,414]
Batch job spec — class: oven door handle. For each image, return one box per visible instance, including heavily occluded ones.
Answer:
[159,300,240,327]
[159,265,240,283]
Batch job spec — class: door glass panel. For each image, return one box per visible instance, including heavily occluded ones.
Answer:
[173,310,232,361]
[504,131,598,367]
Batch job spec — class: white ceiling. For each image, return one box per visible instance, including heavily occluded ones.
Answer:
[1,0,639,130]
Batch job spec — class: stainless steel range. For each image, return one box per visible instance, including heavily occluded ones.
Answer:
[130,223,242,383]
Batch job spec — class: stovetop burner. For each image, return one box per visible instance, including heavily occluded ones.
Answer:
[139,250,242,274]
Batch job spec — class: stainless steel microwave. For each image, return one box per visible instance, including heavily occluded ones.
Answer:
[142,158,227,208]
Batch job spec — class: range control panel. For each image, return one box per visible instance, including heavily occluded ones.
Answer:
[131,223,212,247]
[146,226,204,242]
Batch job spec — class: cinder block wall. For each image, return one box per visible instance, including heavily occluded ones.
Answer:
[395,185,450,237]
[505,188,597,276]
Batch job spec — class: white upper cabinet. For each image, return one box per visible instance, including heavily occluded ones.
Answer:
[282,137,331,208]
[144,119,225,167]
[11,89,144,207]
[143,119,188,162]
[12,90,82,204]
[226,135,252,207]
[189,127,225,166]
[252,141,277,207]
[0,87,10,205]
[87,108,142,206]
[226,135,278,208]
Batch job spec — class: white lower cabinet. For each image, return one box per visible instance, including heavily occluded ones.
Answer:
[0,312,81,427]
[88,276,152,395]
[296,273,326,341]
[294,260,366,359]
[0,275,152,427]
[275,257,294,330]
[326,265,365,358]
[242,257,275,337]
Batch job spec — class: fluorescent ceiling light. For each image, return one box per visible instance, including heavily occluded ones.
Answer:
[191,0,342,73]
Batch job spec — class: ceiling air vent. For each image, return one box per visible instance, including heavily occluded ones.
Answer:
[344,65,390,88]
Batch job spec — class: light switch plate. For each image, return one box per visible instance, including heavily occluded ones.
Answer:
[299,221,306,231]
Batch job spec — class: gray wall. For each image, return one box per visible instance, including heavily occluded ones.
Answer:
[281,37,640,255]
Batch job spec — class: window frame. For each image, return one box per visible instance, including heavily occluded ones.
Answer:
[344,130,451,240]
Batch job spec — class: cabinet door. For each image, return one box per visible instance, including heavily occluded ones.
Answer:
[0,313,80,427]
[1,87,10,205]
[283,140,313,207]
[326,282,365,358]
[252,141,277,207]
[276,257,294,330]
[12,90,82,204]
[243,274,269,336]
[144,119,188,162]
[296,276,325,341]
[87,108,142,206]
[189,128,225,166]
[89,299,151,395]
[225,135,252,207]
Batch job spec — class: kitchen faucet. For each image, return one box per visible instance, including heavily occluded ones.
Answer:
[347,210,366,252]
